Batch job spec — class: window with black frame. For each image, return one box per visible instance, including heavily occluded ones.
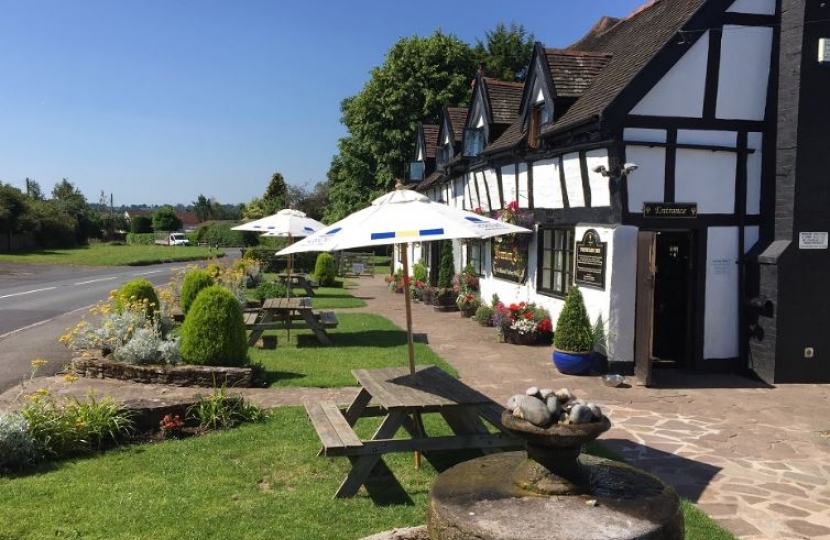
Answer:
[465,241,484,275]
[538,227,574,297]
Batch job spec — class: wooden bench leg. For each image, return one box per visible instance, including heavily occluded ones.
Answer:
[335,410,407,497]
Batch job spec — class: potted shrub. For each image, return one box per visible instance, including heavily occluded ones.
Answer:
[433,240,458,311]
[456,293,481,318]
[552,286,595,374]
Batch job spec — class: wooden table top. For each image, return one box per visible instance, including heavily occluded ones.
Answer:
[351,365,493,410]
[262,297,311,309]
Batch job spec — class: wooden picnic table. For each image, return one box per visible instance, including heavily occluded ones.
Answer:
[304,365,522,498]
[244,297,338,347]
[275,273,317,296]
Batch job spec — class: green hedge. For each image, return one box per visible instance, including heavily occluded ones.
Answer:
[126,233,155,245]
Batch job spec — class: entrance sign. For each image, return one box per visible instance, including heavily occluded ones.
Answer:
[643,202,698,218]
[799,231,829,249]
[575,229,607,289]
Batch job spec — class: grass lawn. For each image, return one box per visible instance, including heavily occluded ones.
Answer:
[0,243,224,266]
[250,312,456,387]
[0,409,736,540]
[247,276,367,310]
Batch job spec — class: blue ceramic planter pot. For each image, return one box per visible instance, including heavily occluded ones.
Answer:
[552,349,594,375]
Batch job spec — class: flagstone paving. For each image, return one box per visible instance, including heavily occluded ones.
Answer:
[2,275,829,540]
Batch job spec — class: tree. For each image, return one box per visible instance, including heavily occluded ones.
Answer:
[0,183,28,246]
[193,194,213,222]
[473,23,536,82]
[263,172,288,214]
[327,31,478,219]
[50,178,99,243]
[131,215,153,233]
[25,178,44,200]
[152,206,182,231]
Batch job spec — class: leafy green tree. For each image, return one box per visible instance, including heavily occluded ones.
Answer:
[50,178,99,243]
[193,194,214,222]
[294,181,329,222]
[263,172,287,214]
[240,197,268,221]
[473,23,535,82]
[0,183,28,246]
[327,31,478,220]
[152,206,182,231]
[20,199,78,248]
[24,178,44,200]
[130,215,153,233]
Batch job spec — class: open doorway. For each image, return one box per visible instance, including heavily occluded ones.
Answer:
[651,231,695,369]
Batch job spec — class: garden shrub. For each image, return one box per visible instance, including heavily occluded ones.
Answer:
[474,304,495,326]
[412,262,428,284]
[179,285,248,367]
[187,384,266,430]
[179,268,214,316]
[256,280,287,302]
[21,392,133,458]
[115,277,159,317]
[553,286,593,353]
[437,240,455,289]
[0,412,35,471]
[314,253,337,287]
[205,263,222,278]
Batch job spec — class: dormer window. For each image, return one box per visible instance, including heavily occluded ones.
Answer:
[463,128,484,158]
[528,102,551,149]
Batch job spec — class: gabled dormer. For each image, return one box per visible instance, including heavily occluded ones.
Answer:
[408,121,438,184]
[435,105,468,173]
[463,73,522,161]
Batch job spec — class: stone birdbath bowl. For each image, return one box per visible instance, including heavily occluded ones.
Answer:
[501,411,611,496]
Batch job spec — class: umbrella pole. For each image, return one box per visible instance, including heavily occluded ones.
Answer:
[286,235,293,342]
[401,243,422,470]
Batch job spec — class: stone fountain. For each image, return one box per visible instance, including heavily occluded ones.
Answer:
[426,387,684,540]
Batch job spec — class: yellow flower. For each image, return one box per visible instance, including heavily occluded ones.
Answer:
[63,373,79,383]
[30,359,48,367]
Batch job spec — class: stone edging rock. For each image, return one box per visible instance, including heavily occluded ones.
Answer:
[71,353,253,388]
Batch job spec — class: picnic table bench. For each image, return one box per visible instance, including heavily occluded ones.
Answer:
[304,365,522,498]
[275,273,317,296]
[244,297,338,347]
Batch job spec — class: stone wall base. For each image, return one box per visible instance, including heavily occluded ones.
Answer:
[71,352,254,388]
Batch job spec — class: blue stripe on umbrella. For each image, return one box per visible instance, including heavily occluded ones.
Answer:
[464,216,484,223]
[370,228,445,240]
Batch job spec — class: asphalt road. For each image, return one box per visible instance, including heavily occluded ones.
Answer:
[0,258,216,394]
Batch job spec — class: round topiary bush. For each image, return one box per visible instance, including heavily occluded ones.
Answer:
[314,253,337,287]
[115,277,160,317]
[180,268,214,316]
[0,412,35,471]
[179,285,248,367]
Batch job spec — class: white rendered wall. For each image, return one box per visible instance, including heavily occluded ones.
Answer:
[716,26,773,121]
[585,149,611,207]
[746,132,763,215]
[675,148,737,213]
[624,146,666,212]
[475,172,490,212]
[477,225,637,364]
[677,129,736,147]
[485,168,500,208]
[562,153,585,207]
[518,163,530,208]
[727,0,775,15]
[623,128,667,144]
[502,165,517,206]
[629,31,709,118]
[704,227,739,359]
[533,159,559,209]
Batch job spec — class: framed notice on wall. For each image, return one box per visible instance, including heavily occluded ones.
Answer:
[574,229,607,289]
[492,242,528,284]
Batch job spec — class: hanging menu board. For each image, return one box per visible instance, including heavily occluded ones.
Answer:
[492,241,528,284]
[575,229,606,289]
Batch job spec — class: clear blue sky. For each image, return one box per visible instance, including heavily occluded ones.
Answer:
[0,0,646,207]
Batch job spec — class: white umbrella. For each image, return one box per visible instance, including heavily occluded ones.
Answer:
[232,208,324,237]
[276,185,532,374]
[233,208,325,312]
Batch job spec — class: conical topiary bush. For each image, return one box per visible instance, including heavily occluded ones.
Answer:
[553,286,593,353]
[179,285,248,367]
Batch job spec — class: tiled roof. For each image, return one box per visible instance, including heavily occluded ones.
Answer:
[421,123,439,159]
[543,0,709,136]
[482,78,524,125]
[416,170,444,192]
[483,117,526,155]
[547,49,613,98]
[447,107,468,140]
